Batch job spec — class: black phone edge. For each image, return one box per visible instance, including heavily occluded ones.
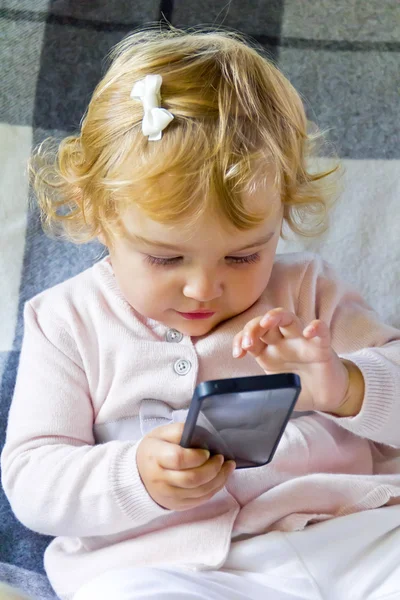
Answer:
[259,385,300,466]
[180,373,301,450]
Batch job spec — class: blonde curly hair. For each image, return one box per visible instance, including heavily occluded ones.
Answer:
[29,26,340,245]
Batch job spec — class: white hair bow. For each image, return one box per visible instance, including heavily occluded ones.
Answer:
[130,74,174,141]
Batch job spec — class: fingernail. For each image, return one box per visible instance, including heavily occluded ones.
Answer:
[202,450,210,460]
[242,336,252,348]
[232,346,241,357]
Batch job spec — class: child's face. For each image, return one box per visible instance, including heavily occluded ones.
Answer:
[103,182,283,336]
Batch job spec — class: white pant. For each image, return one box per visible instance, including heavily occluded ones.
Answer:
[74,505,400,600]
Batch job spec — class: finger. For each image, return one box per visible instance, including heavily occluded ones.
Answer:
[260,308,303,340]
[232,332,247,358]
[147,421,185,444]
[241,328,277,357]
[167,460,236,499]
[238,316,267,351]
[241,316,282,352]
[166,471,232,511]
[303,319,331,345]
[255,317,282,348]
[159,444,212,471]
[146,434,210,471]
[167,454,225,489]
[170,460,236,510]
[241,312,284,352]
[181,460,236,499]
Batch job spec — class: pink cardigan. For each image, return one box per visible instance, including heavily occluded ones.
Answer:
[2,252,400,600]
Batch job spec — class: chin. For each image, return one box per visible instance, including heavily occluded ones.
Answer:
[179,314,236,337]
[178,322,216,336]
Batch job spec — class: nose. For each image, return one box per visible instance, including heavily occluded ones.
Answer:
[183,268,223,302]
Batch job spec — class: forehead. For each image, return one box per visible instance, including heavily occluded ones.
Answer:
[120,176,282,247]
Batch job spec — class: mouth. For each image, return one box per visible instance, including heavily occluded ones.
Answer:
[176,311,216,320]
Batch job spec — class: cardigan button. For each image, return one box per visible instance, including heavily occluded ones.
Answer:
[173,359,192,376]
[166,329,183,343]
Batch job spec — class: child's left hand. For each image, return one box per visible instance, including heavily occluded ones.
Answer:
[233,307,350,413]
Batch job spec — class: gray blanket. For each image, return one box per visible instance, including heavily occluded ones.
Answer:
[1,1,399,598]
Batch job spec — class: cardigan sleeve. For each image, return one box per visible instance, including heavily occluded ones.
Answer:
[297,255,400,447]
[1,302,170,538]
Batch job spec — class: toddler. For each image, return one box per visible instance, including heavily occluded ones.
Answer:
[2,27,400,600]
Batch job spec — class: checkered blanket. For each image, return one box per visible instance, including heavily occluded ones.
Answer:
[1,1,399,597]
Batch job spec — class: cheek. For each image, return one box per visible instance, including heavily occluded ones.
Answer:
[124,266,177,301]
[237,259,274,297]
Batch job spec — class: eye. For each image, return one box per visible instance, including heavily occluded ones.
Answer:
[144,252,261,267]
[145,255,183,267]
[225,252,261,265]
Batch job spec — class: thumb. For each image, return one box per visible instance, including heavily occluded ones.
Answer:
[147,421,186,444]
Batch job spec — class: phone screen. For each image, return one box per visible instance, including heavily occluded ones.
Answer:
[187,387,298,468]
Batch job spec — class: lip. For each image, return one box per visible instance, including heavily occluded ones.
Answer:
[177,311,216,320]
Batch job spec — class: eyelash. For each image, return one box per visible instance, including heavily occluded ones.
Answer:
[145,253,261,267]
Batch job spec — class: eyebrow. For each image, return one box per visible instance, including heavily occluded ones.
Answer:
[129,231,275,253]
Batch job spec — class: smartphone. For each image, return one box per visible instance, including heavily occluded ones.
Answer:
[180,373,301,469]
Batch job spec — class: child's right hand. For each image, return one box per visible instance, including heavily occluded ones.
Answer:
[136,422,236,511]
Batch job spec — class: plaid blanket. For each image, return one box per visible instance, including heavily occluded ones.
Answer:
[1,1,399,597]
